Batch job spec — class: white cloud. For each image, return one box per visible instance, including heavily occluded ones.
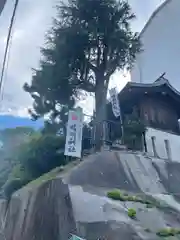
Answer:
[0,0,57,116]
[0,0,165,117]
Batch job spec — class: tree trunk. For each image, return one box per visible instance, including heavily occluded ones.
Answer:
[94,79,108,150]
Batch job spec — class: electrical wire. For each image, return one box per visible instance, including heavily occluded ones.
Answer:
[0,0,20,100]
[0,20,14,105]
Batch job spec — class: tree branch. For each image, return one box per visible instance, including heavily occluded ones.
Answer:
[97,37,101,68]
[78,81,95,92]
[74,78,95,92]
[105,55,119,79]
[101,44,108,71]
[105,67,116,80]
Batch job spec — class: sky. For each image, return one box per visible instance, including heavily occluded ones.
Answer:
[0,0,165,117]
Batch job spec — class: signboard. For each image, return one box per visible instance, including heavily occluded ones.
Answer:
[109,87,120,118]
[64,108,83,158]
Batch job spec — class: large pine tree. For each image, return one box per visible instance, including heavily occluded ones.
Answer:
[24,0,141,148]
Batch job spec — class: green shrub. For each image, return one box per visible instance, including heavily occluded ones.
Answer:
[107,190,147,203]
[10,164,31,181]
[17,134,66,179]
[2,134,67,198]
[156,228,180,237]
[107,190,126,201]
[107,189,160,209]
[128,208,136,218]
[3,178,29,199]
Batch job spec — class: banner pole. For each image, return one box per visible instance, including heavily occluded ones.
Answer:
[116,87,124,145]
[119,104,124,145]
[109,87,124,145]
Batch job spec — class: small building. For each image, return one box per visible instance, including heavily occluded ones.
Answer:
[107,77,180,161]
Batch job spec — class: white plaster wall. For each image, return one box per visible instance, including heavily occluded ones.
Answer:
[131,0,180,91]
[0,0,6,15]
[146,127,180,162]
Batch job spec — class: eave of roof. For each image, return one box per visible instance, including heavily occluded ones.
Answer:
[114,78,180,118]
[139,0,173,37]
[119,78,180,98]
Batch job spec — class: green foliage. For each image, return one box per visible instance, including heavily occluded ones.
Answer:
[17,134,66,179]
[2,133,66,198]
[107,189,124,200]
[107,189,141,202]
[106,189,142,202]
[24,0,141,148]
[9,164,31,183]
[107,189,161,208]
[124,110,146,150]
[0,167,12,195]
[41,121,65,135]
[128,208,136,218]
[3,178,29,199]
[0,127,38,152]
[3,159,80,199]
[156,228,180,237]
[26,160,80,188]
[0,128,67,198]
[0,127,40,195]
[25,166,65,188]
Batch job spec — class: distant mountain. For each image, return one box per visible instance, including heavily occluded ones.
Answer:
[0,115,43,129]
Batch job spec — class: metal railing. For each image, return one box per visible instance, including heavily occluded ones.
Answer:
[82,120,145,153]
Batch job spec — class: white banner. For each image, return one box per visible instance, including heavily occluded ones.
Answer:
[109,87,120,118]
[64,108,83,158]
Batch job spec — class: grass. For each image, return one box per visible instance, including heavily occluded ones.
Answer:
[26,167,64,188]
[128,208,136,218]
[107,189,168,211]
[25,160,80,188]
[107,189,154,206]
[156,228,180,237]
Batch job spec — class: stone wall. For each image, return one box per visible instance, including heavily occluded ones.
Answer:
[0,151,180,239]
[0,179,76,240]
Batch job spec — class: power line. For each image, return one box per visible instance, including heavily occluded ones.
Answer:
[0,20,15,104]
[0,0,20,100]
